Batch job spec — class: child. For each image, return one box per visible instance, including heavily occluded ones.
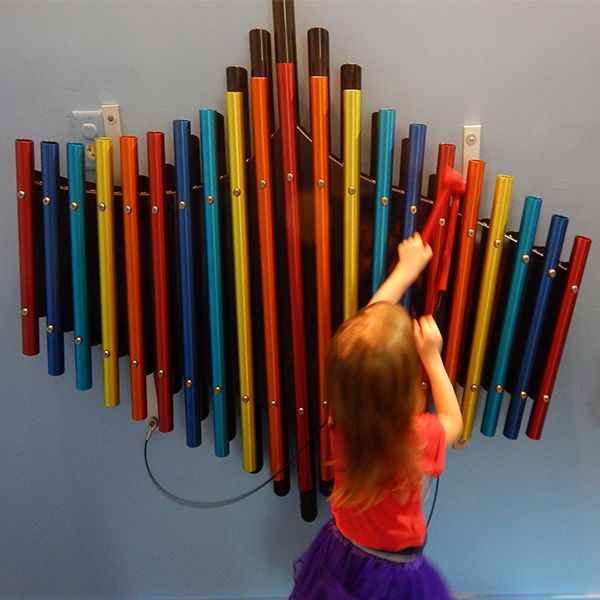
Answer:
[290,233,463,600]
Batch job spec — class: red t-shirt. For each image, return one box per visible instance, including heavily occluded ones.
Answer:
[330,412,446,551]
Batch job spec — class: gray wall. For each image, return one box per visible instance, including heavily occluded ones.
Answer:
[1,1,599,598]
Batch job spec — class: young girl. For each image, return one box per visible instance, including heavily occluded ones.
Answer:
[290,233,463,600]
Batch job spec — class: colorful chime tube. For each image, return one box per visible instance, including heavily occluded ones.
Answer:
[273,0,314,508]
[370,109,396,295]
[443,159,485,387]
[481,195,542,436]
[308,26,333,486]
[199,109,230,458]
[249,29,286,485]
[147,131,174,432]
[460,174,513,440]
[95,138,119,407]
[503,214,568,440]
[400,124,426,310]
[341,63,361,321]
[66,143,92,390]
[120,136,147,421]
[424,144,455,315]
[527,235,592,439]
[41,141,65,376]
[174,119,202,447]
[225,67,257,473]
[15,139,39,356]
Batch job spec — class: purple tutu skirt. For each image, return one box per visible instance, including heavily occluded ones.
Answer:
[290,521,451,600]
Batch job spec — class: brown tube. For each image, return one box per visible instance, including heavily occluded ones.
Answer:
[308,27,329,77]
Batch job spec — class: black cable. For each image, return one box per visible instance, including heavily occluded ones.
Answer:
[426,476,440,527]
[143,418,326,508]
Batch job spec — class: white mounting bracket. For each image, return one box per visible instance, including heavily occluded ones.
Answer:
[70,103,123,182]
[146,373,159,428]
[462,124,481,178]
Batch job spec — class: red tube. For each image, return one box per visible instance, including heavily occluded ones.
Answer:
[276,62,312,493]
[15,139,39,356]
[147,132,173,433]
[526,235,592,439]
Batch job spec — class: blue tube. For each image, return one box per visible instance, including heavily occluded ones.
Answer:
[503,214,568,439]
[481,195,542,436]
[200,109,229,457]
[41,141,64,376]
[400,123,426,310]
[66,143,92,390]
[371,109,396,295]
[174,119,201,448]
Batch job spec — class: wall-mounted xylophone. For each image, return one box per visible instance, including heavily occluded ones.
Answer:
[14,0,591,521]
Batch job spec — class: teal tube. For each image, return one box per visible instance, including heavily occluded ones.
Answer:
[481,195,542,436]
[66,143,92,390]
[371,109,396,294]
[200,109,229,457]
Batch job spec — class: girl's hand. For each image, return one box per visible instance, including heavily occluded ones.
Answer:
[396,233,433,287]
[413,315,443,365]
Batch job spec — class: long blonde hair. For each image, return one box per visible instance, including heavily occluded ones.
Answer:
[328,302,422,509]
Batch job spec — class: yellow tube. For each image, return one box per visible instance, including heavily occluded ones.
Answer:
[343,89,361,321]
[460,175,513,439]
[95,138,119,408]
[225,91,256,472]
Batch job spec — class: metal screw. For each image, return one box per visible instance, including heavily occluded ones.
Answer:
[467,228,475,238]
[233,187,241,197]
[242,395,250,403]
[571,284,579,294]
[17,190,25,199]
[98,202,106,212]
[522,254,530,264]
[178,201,186,210]
[381,196,388,206]
[270,400,277,408]
[157,369,165,377]
[298,407,304,415]
[259,180,267,189]
[494,239,501,248]
[42,196,51,206]
[74,336,82,345]
[542,394,550,403]
[70,201,78,211]
[465,133,478,146]
[495,384,503,393]
[185,379,193,388]
[410,205,417,215]
[322,400,328,407]
[548,268,556,278]
[124,205,132,214]
[151,206,159,214]
[20,307,28,316]
[439,218,446,227]
[520,390,528,400]
[103,349,111,358]
[132,360,138,368]
[421,381,428,390]
[348,185,356,195]
[215,386,222,394]
[470,384,478,392]
[318,179,325,189]
[286,173,294,182]
[46,324,54,333]
[207,195,214,205]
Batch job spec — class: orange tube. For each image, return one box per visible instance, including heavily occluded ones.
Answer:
[120,136,147,420]
[250,76,285,482]
[310,75,333,483]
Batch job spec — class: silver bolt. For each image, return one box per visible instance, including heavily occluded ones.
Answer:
[152,206,159,214]
[465,133,477,146]
[259,180,267,189]
[70,201,78,211]
[207,195,214,204]
[298,407,304,415]
[520,390,528,400]
[318,179,325,188]
[132,360,138,368]
[242,395,250,403]
[571,284,579,294]
[17,190,25,199]
[233,187,241,197]
[270,400,277,408]
[42,196,51,206]
[522,254,530,264]
[124,205,132,214]
[185,379,193,388]
[495,384,503,393]
[157,369,165,377]
[381,196,388,206]
[470,384,478,392]
[98,202,106,212]
[179,201,186,210]
[467,228,475,238]
[439,217,446,227]
[410,205,417,215]
[542,394,550,403]
[286,173,294,182]
[103,349,111,358]
[74,336,82,345]
[494,239,501,248]
[548,268,556,278]
[21,307,29,316]
[348,185,356,195]
[215,386,222,394]
[46,324,54,333]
